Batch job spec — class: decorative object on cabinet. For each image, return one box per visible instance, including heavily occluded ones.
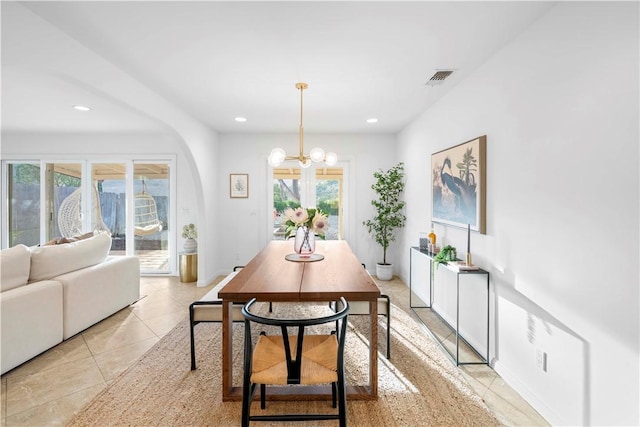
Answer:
[230,173,249,198]
[447,261,480,272]
[419,232,429,251]
[431,135,486,233]
[432,244,457,268]
[465,223,473,265]
[362,162,406,281]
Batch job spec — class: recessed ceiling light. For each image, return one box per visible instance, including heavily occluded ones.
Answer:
[234,117,247,122]
[366,118,378,123]
[73,105,91,111]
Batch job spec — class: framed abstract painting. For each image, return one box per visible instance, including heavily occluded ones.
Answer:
[431,135,486,233]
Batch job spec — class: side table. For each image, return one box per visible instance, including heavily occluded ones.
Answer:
[179,252,198,282]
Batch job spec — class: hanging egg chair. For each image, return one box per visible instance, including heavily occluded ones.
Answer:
[58,185,110,238]
[134,181,163,236]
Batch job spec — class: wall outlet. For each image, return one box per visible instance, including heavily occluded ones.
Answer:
[536,348,547,372]
[236,252,240,260]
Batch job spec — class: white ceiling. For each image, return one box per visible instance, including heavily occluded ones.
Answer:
[1,1,555,135]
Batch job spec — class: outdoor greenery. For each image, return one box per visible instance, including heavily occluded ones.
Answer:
[273,179,339,216]
[363,162,406,265]
[11,164,81,187]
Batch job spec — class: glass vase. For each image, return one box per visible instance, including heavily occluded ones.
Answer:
[294,226,315,257]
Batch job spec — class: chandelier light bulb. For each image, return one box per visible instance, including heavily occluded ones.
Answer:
[268,147,286,167]
[299,158,312,168]
[325,152,338,166]
[309,147,325,163]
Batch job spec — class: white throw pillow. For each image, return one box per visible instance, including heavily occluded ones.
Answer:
[29,233,111,282]
[0,244,31,292]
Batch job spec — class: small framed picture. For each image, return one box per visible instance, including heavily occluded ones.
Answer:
[230,174,249,198]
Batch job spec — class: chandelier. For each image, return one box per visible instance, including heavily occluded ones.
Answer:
[267,82,337,168]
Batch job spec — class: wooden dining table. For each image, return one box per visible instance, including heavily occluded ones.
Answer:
[218,240,381,401]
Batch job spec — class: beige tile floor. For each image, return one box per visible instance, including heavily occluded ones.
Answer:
[0,275,549,426]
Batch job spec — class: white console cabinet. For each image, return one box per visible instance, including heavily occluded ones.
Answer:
[409,247,490,365]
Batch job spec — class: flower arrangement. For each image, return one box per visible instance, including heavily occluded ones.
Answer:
[181,223,197,239]
[283,207,329,239]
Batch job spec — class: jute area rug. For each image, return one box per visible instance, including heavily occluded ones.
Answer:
[67,283,501,426]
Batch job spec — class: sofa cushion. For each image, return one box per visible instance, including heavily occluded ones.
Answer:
[29,232,111,282]
[1,244,31,292]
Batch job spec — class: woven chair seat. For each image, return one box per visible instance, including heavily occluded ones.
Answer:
[251,334,338,385]
[241,297,349,426]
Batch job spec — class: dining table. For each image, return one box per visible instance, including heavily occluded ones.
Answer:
[218,239,381,402]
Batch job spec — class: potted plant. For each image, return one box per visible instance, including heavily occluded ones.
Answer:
[432,245,457,269]
[363,162,406,280]
[181,223,198,253]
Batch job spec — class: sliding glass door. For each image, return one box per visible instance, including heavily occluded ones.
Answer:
[91,162,126,256]
[3,158,174,275]
[46,162,82,241]
[133,163,170,273]
[6,162,41,247]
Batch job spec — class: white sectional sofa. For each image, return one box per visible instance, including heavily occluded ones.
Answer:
[0,233,140,375]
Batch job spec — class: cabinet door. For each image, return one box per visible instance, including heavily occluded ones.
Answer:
[410,248,432,306]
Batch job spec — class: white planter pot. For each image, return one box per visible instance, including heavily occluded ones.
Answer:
[183,238,197,253]
[376,263,393,281]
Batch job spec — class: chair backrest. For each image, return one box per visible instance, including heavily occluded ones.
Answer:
[58,186,111,238]
[242,297,349,385]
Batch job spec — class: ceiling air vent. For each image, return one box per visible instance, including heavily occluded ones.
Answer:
[425,70,454,86]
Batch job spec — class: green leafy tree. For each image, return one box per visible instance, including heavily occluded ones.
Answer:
[13,164,40,184]
[13,164,80,187]
[363,163,406,265]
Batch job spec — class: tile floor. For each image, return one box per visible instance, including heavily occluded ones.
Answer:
[0,275,549,426]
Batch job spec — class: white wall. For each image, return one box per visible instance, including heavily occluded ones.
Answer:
[397,2,639,425]
[216,133,397,273]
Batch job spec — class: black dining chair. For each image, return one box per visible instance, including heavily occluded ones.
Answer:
[240,297,350,427]
[189,266,273,370]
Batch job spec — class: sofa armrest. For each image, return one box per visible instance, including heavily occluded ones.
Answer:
[1,280,63,374]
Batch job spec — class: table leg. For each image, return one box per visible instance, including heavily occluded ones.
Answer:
[222,300,233,400]
[369,299,378,397]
